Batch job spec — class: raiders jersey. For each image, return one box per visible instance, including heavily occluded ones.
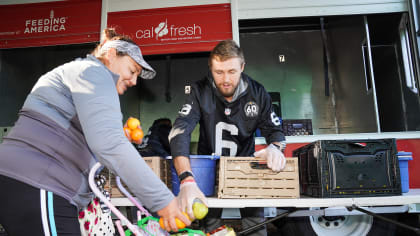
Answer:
[169,73,285,157]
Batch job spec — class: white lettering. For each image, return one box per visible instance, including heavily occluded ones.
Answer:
[144,29,152,38]
[170,25,176,36]
[24,12,67,34]
[215,122,238,156]
[179,104,192,116]
[186,26,193,35]
[178,27,186,36]
[136,21,203,40]
[271,111,281,126]
[194,24,201,35]
[136,29,144,39]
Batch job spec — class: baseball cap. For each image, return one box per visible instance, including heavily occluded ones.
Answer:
[100,40,156,79]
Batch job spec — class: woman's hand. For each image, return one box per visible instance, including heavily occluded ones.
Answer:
[123,117,143,144]
[157,198,191,232]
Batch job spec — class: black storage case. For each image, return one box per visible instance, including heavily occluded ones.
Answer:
[293,139,401,198]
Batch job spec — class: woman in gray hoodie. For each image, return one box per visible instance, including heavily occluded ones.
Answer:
[0,28,189,236]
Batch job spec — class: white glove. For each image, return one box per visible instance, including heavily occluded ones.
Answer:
[177,181,208,220]
[253,143,286,172]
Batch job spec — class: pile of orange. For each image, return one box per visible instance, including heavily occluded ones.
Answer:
[159,212,190,231]
[124,117,144,142]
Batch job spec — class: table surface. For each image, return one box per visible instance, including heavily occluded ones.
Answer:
[110,189,420,208]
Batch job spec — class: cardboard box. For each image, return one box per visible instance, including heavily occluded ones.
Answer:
[218,157,299,198]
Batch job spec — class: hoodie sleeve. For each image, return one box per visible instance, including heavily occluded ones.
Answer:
[67,64,173,212]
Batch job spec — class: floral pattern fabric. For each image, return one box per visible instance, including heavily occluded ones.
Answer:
[79,197,115,236]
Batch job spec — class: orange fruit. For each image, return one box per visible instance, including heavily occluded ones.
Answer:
[159,212,190,231]
[130,128,144,141]
[123,127,131,139]
[175,212,190,229]
[159,217,165,230]
[127,117,140,130]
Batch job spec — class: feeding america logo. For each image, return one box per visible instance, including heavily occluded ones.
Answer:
[24,10,67,34]
[135,19,202,41]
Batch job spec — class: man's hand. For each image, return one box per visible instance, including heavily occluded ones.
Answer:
[177,180,208,220]
[157,198,191,232]
[253,143,286,172]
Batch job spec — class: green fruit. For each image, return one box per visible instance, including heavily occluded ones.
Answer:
[192,201,208,220]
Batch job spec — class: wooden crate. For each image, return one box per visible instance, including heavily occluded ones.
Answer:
[218,157,299,199]
[103,156,170,198]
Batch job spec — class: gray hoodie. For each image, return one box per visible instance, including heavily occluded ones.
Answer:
[0,55,173,211]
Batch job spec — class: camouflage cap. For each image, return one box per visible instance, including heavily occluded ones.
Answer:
[100,40,156,79]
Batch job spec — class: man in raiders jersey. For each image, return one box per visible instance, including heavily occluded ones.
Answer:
[169,40,286,235]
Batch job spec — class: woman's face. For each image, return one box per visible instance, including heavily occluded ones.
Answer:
[107,49,143,95]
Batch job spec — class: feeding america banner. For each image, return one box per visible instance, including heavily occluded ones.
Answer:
[0,0,101,49]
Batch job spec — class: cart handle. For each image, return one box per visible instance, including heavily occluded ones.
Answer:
[116,176,151,217]
[88,162,142,235]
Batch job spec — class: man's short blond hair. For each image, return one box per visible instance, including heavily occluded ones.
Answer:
[209,40,245,68]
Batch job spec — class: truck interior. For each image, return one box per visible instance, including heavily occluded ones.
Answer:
[2,12,419,141]
[1,6,420,236]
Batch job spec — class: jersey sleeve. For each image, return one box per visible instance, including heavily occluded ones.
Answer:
[257,88,286,144]
[169,85,201,158]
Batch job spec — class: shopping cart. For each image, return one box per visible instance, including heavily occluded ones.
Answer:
[88,162,170,236]
[88,162,206,236]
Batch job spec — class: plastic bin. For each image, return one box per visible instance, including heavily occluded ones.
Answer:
[398,152,413,193]
[169,155,219,196]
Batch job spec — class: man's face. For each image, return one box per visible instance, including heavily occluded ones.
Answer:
[210,56,244,101]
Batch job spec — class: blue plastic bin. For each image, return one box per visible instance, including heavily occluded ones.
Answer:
[398,152,413,193]
[169,155,219,196]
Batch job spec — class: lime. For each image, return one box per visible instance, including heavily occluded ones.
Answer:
[192,201,208,220]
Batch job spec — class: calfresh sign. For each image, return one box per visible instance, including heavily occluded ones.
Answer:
[108,4,232,55]
[135,20,202,40]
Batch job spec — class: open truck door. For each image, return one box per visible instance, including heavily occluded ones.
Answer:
[407,0,420,91]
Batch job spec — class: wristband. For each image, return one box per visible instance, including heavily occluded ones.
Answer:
[178,170,194,182]
[272,142,286,152]
[180,179,196,184]
[272,143,282,150]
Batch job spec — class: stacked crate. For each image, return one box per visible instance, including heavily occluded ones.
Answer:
[218,157,300,198]
[104,156,170,198]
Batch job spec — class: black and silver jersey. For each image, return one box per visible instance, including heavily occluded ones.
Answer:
[169,73,284,157]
